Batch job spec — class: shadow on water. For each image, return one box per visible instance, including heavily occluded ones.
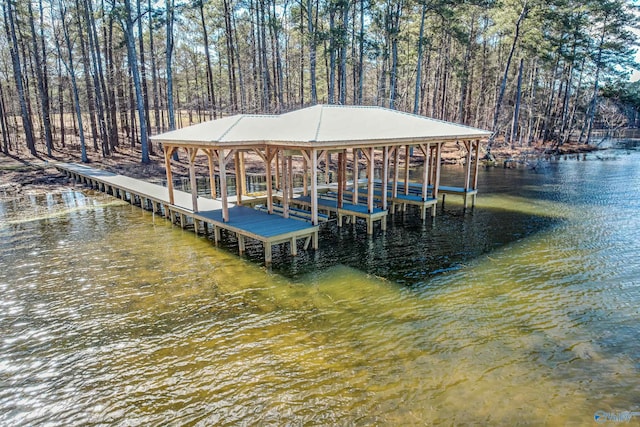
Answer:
[268,203,561,285]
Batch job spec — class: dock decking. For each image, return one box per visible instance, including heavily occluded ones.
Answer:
[372,179,478,208]
[56,163,318,263]
[290,195,388,234]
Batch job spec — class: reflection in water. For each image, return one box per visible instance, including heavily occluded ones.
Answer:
[1,152,639,424]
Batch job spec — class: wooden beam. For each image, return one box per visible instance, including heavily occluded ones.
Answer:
[311,149,318,225]
[353,148,359,205]
[164,145,175,205]
[430,146,437,186]
[275,149,281,189]
[218,149,229,222]
[301,150,310,197]
[288,154,294,200]
[282,153,289,218]
[472,139,481,190]
[253,148,268,163]
[392,145,399,199]
[303,157,308,197]
[422,143,430,201]
[464,140,472,191]
[360,148,371,163]
[234,151,243,206]
[433,143,442,200]
[382,146,389,210]
[266,147,274,214]
[325,150,330,184]
[404,145,410,195]
[367,147,374,214]
[205,149,217,198]
[337,151,344,208]
[187,147,199,212]
[239,151,247,197]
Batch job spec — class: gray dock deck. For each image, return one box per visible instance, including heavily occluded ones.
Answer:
[289,195,387,234]
[56,163,318,263]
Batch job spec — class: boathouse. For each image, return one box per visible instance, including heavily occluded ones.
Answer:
[58,105,491,263]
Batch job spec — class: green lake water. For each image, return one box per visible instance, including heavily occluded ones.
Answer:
[1,149,639,425]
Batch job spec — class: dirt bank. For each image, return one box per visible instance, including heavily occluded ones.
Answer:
[0,141,599,197]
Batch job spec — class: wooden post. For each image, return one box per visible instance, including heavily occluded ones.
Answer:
[472,139,481,207]
[473,139,481,190]
[265,148,274,214]
[238,234,245,254]
[206,150,217,198]
[218,149,229,222]
[275,150,281,190]
[234,151,243,206]
[282,153,289,218]
[164,145,175,205]
[464,140,472,191]
[239,151,247,197]
[288,155,294,200]
[367,147,374,214]
[187,147,199,212]
[432,143,442,216]
[404,145,410,195]
[392,145,399,199]
[325,151,330,184]
[420,143,430,201]
[430,146,437,187]
[311,149,318,226]
[353,148,359,205]
[381,146,389,210]
[337,151,344,208]
[303,157,308,197]
[265,243,272,264]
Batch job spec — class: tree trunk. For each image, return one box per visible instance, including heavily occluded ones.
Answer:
[585,25,607,145]
[223,0,238,111]
[458,10,476,123]
[388,2,401,110]
[357,0,364,104]
[104,0,119,149]
[510,57,524,145]
[489,2,528,149]
[148,0,161,133]
[339,0,348,105]
[166,0,176,132]
[307,0,317,104]
[4,0,37,156]
[27,0,53,156]
[82,0,111,157]
[199,0,218,119]
[0,83,10,154]
[270,0,285,109]
[136,0,151,143]
[124,0,150,163]
[58,0,88,162]
[328,6,336,104]
[414,2,426,115]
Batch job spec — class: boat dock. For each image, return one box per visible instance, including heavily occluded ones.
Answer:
[56,163,318,263]
[57,106,490,265]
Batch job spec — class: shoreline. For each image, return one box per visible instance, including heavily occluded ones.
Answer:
[0,141,605,197]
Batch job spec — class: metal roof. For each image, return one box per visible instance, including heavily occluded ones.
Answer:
[150,105,491,148]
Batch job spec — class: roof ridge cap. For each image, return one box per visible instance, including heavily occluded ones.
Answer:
[218,115,245,140]
[312,105,324,142]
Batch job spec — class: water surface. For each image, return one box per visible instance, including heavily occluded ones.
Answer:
[1,150,639,425]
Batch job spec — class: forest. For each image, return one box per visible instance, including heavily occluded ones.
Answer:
[1,0,639,164]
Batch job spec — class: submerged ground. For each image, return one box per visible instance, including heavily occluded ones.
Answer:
[1,148,639,425]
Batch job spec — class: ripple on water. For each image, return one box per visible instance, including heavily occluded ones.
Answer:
[2,156,640,425]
